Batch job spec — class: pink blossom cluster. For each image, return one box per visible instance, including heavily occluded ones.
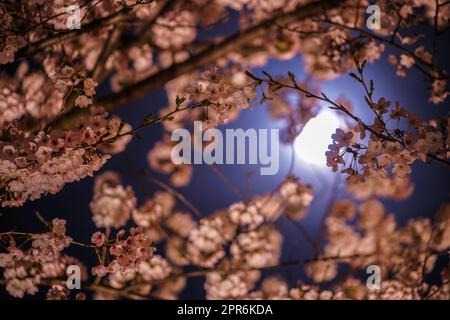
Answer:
[229,201,266,231]
[0,62,64,125]
[29,219,73,263]
[0,218,88,298]
[152,11,197,50]
[3,254,87,299]
[0,219,72,267]
[91,227,155,278]
[108,43,156,93]
[186,178,312,270]
[279,177,314,220]
[147,138,193,188]
[0,35,25,64]
[0,86,25,127]
[202,201,450,300]
[132,191,175,228]
[90,171,137,229]
[205,270,259,299]
[106,254,173,297]
[183,68,256,127]
[346,175,414,201]
[46,284,86,300]
[326,97,449,187]
[0,106,134,207]
[230,225,282,268]
[319,200,450,292]
[105,265,185,300]
[0,60,132,207]
[134,192,197,244]
[187,217,230,268]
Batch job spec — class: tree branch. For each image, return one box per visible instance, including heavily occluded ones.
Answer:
[246,71,450,169]
[14,5,137,61]
[55,0,341,128]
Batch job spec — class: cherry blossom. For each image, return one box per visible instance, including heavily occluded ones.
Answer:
[91,227,155,278]
[186,217,229,268]
[1,0,449,302]
[90,171,137,229]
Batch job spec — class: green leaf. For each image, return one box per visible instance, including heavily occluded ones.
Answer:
[176,95,186,107]
[288,71,296,83]
[361,59,367,72]
[262,70,272,80]
[349,72,361,82]
[353,56,360,71]
[142,113,153,125]
[245,70,255,78]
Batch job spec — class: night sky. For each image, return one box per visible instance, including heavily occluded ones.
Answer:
[1,15,449,300]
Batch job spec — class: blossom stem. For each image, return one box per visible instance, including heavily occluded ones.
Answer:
[0,231,96,249]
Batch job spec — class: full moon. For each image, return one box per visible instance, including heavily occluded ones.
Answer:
[294,109,343,166]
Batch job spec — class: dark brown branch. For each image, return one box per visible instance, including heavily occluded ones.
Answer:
[14,6,136,61]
